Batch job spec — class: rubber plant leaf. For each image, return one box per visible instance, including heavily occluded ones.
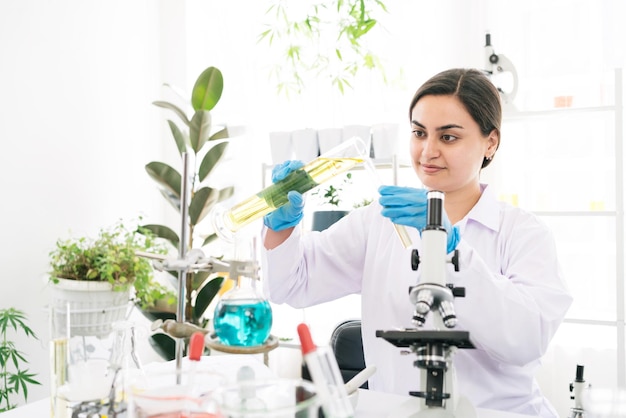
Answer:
[146,162,181,199]
[198,142,229,182]
[167,120,188,156]
[149,333,176,361]
[189,110,212,154]
[189,187,220,225]
[209,127,229,141]
[153,100,190,126]
[159,189,181,212]
[194,276,225,320]
[219,186,235,201]
[202,233,218,247]
[191,66,223,112]
[139,224,180,250]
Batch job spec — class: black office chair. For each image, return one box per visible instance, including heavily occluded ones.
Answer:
[302,319,368,389]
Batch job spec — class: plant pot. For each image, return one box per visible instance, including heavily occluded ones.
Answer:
[49,278,131,338]
[311,210,349,231]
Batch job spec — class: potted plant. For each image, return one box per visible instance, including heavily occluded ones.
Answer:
[138,65,235,359]
[0,308,41,412]
[311,172,353,231]
[48,220,170,337]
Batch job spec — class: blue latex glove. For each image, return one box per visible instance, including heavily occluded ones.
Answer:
[263,160,306,231]
[378,185,460,253]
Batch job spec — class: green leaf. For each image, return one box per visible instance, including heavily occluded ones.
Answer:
[198,142,229,182]
[191,67,223,112]
[153,100,190,126]
[9,370,40,400]
[189,110,212,154]
[202,234,218,247]
[209,127,229,141]
[219,186,235,202]
[145,162,181,200]
[194,277,224,319]
[167,120,188,156]
[189,187,220,226]
[139,224,179,249]
[149,334,176,361]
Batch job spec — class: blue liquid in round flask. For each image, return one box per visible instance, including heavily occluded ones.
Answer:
[213,277,273,347]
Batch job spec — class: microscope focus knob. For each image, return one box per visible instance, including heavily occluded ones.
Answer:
[411,249,420,271]
[489,53,499,64]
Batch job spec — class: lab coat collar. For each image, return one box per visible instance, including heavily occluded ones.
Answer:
[459,183,500,233]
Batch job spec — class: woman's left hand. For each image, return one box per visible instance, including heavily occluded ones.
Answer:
[378,185,460,253]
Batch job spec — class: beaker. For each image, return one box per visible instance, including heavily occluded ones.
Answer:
[127,363,225,418]
[215,378,319,418]
[212,136,371,241]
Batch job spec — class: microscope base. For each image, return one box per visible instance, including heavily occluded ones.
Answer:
[387,394,477,418]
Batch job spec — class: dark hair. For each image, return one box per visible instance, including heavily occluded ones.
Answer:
[409,68,502,168]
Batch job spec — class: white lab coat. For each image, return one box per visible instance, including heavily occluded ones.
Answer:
[262,184,573,417]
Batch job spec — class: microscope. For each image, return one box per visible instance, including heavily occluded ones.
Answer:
[377,191,476,418]
[568,364,589,418]
[484,32,518,110]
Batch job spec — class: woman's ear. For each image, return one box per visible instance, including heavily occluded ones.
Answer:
[487,129,500,156]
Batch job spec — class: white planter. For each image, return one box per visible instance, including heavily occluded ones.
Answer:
[291,128,319,162]
[317,128,343,155]
[342,125,372,157]
[371,123,400,159]
[49,278,131,337]
[269,131,293,165]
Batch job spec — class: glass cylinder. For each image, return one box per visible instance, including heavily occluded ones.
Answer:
[212,136,371,241]
[49,303,120,418]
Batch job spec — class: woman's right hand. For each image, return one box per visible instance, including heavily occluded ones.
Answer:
[263,160,306,231]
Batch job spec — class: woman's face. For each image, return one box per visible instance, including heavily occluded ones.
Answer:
[409,94,498,195]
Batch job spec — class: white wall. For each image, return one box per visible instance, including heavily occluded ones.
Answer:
[0,0,171,404]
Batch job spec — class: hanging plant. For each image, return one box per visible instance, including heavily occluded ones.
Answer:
[258,0,389,96]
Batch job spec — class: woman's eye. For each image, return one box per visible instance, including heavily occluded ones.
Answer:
[412,129,425,138]
[441,134,457,142]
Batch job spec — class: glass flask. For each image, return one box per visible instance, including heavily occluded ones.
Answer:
[213,274,272,347]
[213,237,272,347]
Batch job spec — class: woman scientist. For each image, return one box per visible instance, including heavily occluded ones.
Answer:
[261,68,573,417]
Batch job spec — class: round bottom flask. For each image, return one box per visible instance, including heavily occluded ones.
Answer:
[213,277,272,347]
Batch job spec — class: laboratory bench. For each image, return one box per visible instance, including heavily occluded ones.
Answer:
[1,390,529,418]
[7,355,529,418]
